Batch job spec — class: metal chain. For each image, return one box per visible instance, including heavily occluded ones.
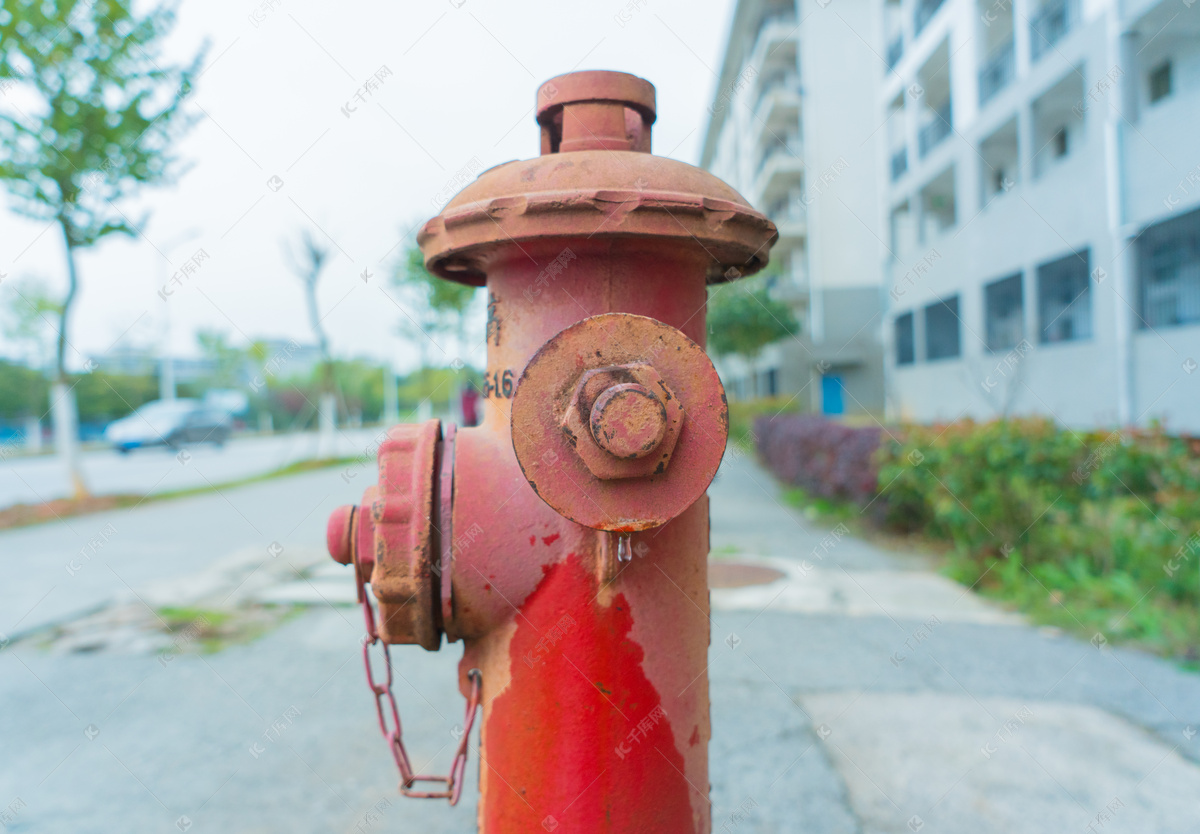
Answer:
[356,563,481,804]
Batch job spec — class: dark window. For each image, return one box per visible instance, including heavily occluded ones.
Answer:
[895,312,915,364]
[925,296,961,360]
[915,0,946,33]
[1138,206,1200,328]
[1038,249,1092,342]
[1149,60,1172,103]
[1052,127,1068,157]
[766,367,779,396]
[985,273,1024,351]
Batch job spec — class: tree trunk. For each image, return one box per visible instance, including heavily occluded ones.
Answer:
[56,221,89,498]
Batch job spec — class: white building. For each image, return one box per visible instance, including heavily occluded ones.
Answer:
[880,0,1200,430]
[701,0,887,416]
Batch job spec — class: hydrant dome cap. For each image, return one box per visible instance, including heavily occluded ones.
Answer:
[418,151,778,286]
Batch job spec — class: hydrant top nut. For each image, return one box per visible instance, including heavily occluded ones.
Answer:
[590,383,668,460]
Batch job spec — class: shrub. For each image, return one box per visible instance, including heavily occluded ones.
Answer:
[753,414,882,507]
[756,415,1200,656]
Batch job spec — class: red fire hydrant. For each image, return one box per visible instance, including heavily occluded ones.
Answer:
[327,70,776,832]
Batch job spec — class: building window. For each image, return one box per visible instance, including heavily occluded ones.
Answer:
[1149,60,1172,103]
[925,296,961,360]
[895,312,915,365]
[1138,206,1200,328]
[766,367,779,396]
[915,0,947,34]
[985,273,1024,351]
[1038,249,1092,342]
[1051,126,1068,157]
[980,118,1018,205]
[919,166,957,240]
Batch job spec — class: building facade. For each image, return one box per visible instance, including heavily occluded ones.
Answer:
[880,0,1200,430]
[701,0,887,416]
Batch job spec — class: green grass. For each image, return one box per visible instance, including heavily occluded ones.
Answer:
[155,604,306,653]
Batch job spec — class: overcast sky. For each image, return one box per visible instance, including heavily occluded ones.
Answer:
[0,0,737,374]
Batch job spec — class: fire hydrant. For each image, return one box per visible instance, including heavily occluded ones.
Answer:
[326,70,776,832]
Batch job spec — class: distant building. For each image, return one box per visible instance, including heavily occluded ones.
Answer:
[879,0,1200,430]
[701,0,887,416]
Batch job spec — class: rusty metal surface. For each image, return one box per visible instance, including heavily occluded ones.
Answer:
[536,70,655,154]
[325,504,354,565]
[561,363,684,480]
[327,69,776,831]
[371,421,442,649]
[327,422,443,650]
[437,423,457,639]
[511,313,728,532]
[418,151,777,286]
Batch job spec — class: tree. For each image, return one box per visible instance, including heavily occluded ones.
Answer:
[0,0,203,496]
[394,245,477,367]
[707,273,800,396]
[1,277,62,370]
[392,245,478,418]
[283,228,341,455]
[283,229,335,391]
[196,329,248,390]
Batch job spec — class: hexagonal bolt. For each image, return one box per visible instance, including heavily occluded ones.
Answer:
[560,362,685,480]
[589,383,668,460]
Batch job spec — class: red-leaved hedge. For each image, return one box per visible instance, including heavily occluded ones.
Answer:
[753,415,882,507]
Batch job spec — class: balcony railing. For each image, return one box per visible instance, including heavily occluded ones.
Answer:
[914,0,946,35]
[890,147,908,181]
[917,104,952,157]
[757,135,803,174]
[757,11,797,37]
[978,40,1015,105]
[1030,0,1070,61]
[886,35,904,70]
[755,72,800,113]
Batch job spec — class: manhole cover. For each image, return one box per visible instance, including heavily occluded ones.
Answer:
[709,561,786,589]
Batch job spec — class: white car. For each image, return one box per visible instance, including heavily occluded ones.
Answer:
[104,399,232,453]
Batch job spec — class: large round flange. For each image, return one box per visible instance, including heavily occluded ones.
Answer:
[511,313,729,532]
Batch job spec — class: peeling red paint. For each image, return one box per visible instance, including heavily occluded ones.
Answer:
[482,553,694,832]
[689,726,700,746]
[541,533,561,546]
[529,535,537,546]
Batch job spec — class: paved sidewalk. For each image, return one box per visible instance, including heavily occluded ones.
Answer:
[0,452,1197,832]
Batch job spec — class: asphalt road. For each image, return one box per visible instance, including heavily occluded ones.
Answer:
[0,428,385,510]
[1,451,1198,833]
